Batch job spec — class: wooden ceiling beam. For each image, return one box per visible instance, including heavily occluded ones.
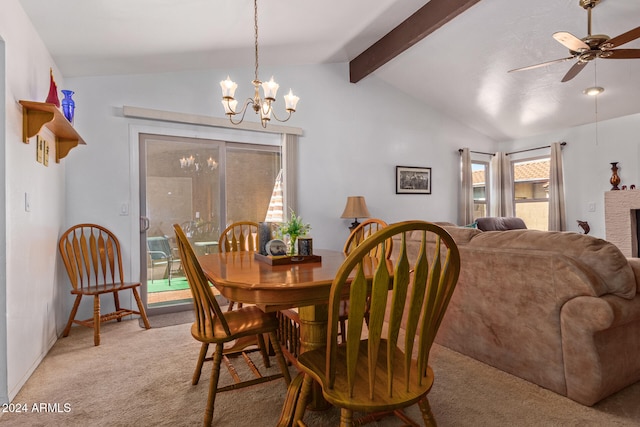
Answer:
[349,0,482,83]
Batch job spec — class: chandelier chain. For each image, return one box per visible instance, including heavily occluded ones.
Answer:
[254,0,259,83]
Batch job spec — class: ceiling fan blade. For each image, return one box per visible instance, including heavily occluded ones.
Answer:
[603,49,640,59]
[561,60,588,82]
[553,31,589,52]
[508,56,575,73]
[603,26,640,49]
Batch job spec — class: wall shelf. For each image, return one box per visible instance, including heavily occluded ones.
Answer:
[19,100,87,162]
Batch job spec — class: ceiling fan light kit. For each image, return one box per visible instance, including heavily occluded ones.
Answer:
[509,0,640,82]
[583,86,604,96]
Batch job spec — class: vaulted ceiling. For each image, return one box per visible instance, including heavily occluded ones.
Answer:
[18,0,640,142]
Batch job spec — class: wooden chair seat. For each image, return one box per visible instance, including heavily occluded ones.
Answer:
[297,340,433,411]
[192,305,278,342]
[58,223,151,346]
[70,282,141,295]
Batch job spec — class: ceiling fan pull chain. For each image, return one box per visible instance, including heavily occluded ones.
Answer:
[594,61,599,146]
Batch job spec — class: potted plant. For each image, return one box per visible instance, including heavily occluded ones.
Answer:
[278,209,311,256]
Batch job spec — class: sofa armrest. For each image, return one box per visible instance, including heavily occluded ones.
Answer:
[560,294,640,405]
[626,257,640,294]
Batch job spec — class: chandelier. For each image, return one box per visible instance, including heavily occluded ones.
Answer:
[220,0,299,128]
[179,154,218,174]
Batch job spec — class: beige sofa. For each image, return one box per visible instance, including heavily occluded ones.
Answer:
[395,225,640,406]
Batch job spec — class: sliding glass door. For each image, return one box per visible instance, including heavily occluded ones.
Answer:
[139,133,281,314]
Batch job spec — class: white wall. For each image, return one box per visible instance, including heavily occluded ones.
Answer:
[1,0,67,402]
[58,62,494,324]
[503,113,640,238]
[0,35,6,405]
[292,65,497,244]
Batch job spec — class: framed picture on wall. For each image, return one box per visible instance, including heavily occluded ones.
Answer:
[36,135,44,163]
[396,166,431,194]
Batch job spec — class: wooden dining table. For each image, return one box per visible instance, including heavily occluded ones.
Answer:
[198,248,356,419]
[198,249,349,315]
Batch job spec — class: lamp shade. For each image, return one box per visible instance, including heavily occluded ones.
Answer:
[341,196,371,219]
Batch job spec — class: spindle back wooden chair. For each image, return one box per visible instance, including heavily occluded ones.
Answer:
[218,221,259,252]
[58,223,151,346]
[174,224,291,426]
[218,221,259,311]
[278,220,394,359]
[343,218,392,259]
[293,221,461,426]
[337,218,392,342]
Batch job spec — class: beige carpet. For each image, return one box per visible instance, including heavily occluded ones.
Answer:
[2,316,640,427]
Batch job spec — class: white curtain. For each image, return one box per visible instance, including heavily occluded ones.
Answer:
[282,133,298,216]
[489,152,514,217]
[548,142,566,231]
[459,148,474,225]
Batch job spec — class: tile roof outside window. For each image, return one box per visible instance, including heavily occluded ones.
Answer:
[473,158,550,185]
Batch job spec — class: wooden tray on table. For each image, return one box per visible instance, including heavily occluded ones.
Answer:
[254,253,322,265]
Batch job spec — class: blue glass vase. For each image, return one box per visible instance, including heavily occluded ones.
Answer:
[61,90,75,124]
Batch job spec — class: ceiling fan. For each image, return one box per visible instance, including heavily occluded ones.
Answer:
[509,0,640,82]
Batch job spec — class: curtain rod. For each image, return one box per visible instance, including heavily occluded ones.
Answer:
[458,141,566,157]
[506,141,566,156]
[458,149,495,156]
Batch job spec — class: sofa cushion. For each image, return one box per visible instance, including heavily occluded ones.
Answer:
[468,229,636,299]
[476,216,527,231]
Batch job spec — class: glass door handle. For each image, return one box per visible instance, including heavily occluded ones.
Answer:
[140,216,150,232]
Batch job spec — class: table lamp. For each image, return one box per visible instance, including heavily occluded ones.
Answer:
[341,196,371,231]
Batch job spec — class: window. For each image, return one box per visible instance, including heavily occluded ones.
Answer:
[472,162,489,220]
[512,157,550,231]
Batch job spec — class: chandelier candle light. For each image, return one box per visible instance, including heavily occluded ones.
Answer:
[220,0,299,128]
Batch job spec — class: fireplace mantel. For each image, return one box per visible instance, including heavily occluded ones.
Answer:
[604,190,640,257]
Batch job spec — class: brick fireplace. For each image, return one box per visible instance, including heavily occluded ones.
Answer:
[604,190,640,257]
